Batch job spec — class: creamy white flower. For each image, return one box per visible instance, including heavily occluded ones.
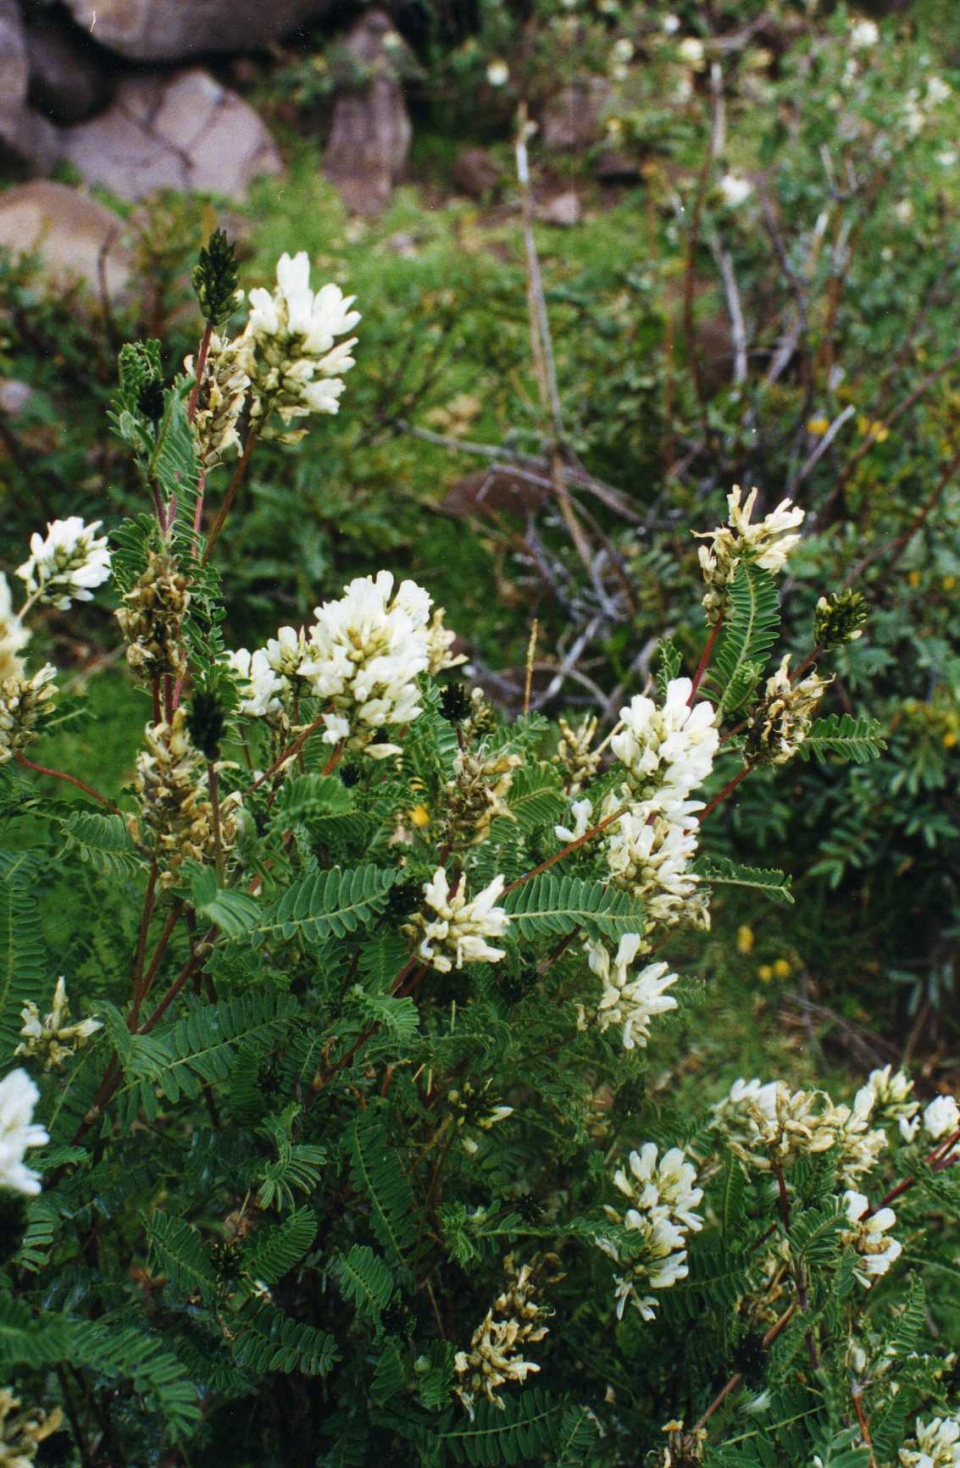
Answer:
[555,797,593,845]
[924,1095,960,1142]
[695,486,804,622]
[859,1066,919,1133]
[0,663,57,765]
[486,59,509,86]
[849,18,879,49]
[900,1114,922,1143]
[927,75,951,107]
[662,14,680,34]
[15,978,101,1072]
[602,1141,702,1320]
[586,934,678,1050]
[842,1190,902,1287]
[745,654,830,766]
[16,518,112,611]
[241,252,360,430]
[603,800,702,928]
[610,679,719,809]
[0,574,29,685]
[900,1416,960,1468]
[415,869,509,973]
[0,1068,48,1196]
[678,36,706,68]
[712,1076,885,1181]
[227,648,284,718]
[301,571,458,754]
[615,1143,704,1231]
[719,172,753,207]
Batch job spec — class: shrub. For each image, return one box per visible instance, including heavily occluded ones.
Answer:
[0,233,956,1468]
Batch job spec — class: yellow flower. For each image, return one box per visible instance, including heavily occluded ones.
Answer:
[409,804,431,829]
[944,731,958,749]
[757,964,773,982]
[942,574,956,591]
[856,416,890,443]
[737,924,755,955]
[806,417,830,437]
[907,570,922,587]
[773,958,791,980]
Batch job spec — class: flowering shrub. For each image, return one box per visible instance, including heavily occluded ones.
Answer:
[0,234,956,1468]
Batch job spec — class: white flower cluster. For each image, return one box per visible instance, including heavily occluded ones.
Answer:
[454,1257,553,1417]
[0,1068,48,1197]
[186,331,250,467]
[857,1065,920,1141]
[240,251,361,432]
[584,934,678,1051]
[228,572,460,755]
[555,680,718,941]
[413,869,510,973]
[711,1076,886,1183]
[0,1386,63,1464]
[600,1144,703,1321]
[16,517,112,612]
[694,486,804,623]
[0,575,29,684]
[0,664,57,766]
[841,1189,902,1287]
[15,979,101,1072]
[903,75,952,137]
[745,655,830,766]
[610,679,719,812]
[900,1416,960,1468]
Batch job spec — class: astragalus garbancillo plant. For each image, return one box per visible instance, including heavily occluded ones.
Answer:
[0,234,957,1468]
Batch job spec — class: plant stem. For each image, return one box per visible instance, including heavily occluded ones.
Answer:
[689,617,723,702]
[699,766,749,822]
[693,1302,798,1431]
[139,927,217,1034]
[852,1384,879,1468]
[186,321,213,422]
[208,764,224,882]
[14,752,118,812]
[200,428,260,567]
[504,802,628,894]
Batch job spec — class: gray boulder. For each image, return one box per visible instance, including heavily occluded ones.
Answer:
[540,78,611,152]
[25,9,116,125]
[0,182,132,300]
[0,0,59,171]
[323,9,412,217]
[59,68,283,201]
[61,0,338,61]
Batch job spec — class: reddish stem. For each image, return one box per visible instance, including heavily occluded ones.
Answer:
[504,802,628,894]
[186,322,213,423]
[689,617,723,703]
[14,752,118,812]
[698,766,749,822]
[200,428,260,567]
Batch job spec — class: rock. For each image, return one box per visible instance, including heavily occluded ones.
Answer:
[539,78,611,152]
[60,0,339,62]
[59,69,282,201]
[0,0,59,171]
[25,10,115,125]
[452,146,503,200]
[0,182,132,299]
[537,190,580,227]
[324,9,412,217]
[0,379,34,416]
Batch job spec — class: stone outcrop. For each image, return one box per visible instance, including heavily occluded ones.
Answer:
[25,9,115,125]
[59,0,338,61]
[323,9,412,217]
[0,0,59,172]
[539,78,611,152]
[0,182,132,299]
[59,69,283,201]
